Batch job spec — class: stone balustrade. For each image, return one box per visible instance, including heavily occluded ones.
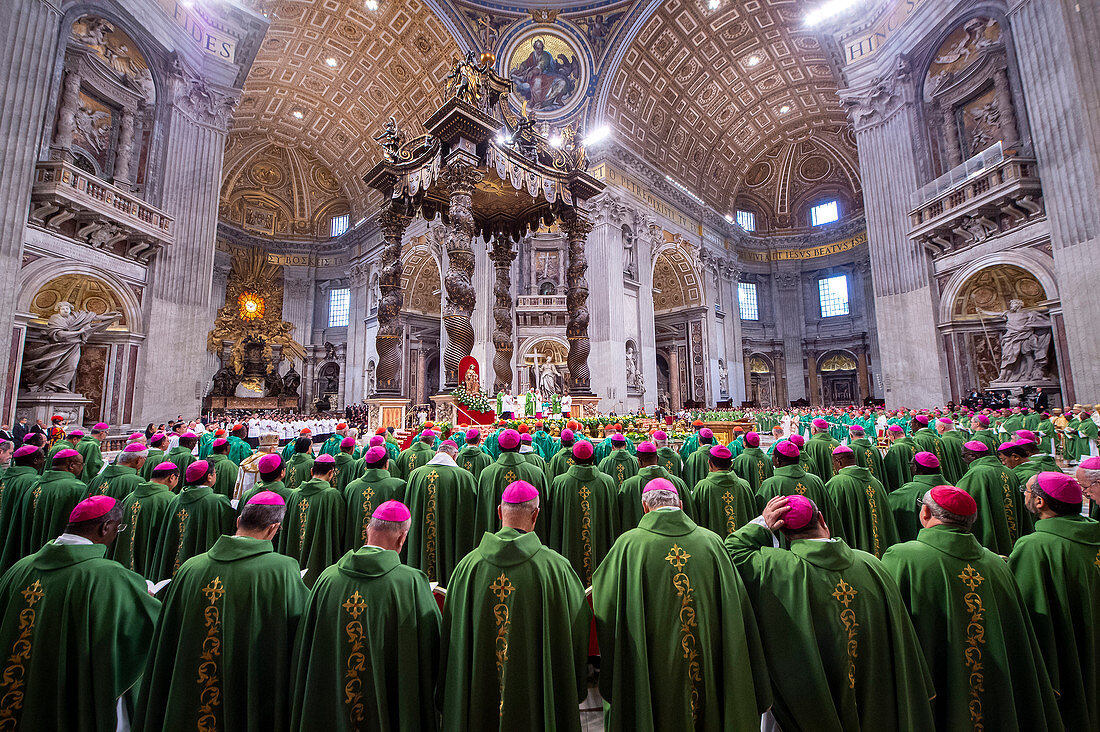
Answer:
[515,294,567,310]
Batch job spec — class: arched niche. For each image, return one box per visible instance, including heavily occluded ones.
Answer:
[817,350,859,406]
[652,246,702,313]
[400,247,442,316]
[748,354,776,407]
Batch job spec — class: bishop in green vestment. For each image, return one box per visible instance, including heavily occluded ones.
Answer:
[404,442,477,586]
[731,432,772,493]
[881,486,1062,732]
[86,445,146,500]
[1009,472,1100,731]
[654,431,683,478]
[164,433,198,487]
[887,453,944,543]
[1011,437,1059,485]
[110,462,179,580]
[151,460,236,579]
[934,420,966,484]
[803,419,839,482]
[227,427,252,466]
[618,443,694,531]
[682,431,717,491]
[0,497,158,732]
[956,441,1031,555]
[545,432,578,483]
[75,428,106,484]
[882,426,916,493]
[239,453,292,509]
[439,484,589,731]
[291,500,440,732]
[285,437,316,491]
[333,438,361,493]
[597,435,639,489]
[826,447,899,557]
[21,448,86,556]
[909,416,947,473]
[280,454,345,587]
[726,495,936,732]
[136,493,308,731]
[969,415,999,453]
[139,434,168,479]
[206,439,240,498]
[319,425,347,457]
[848,425,887,483]
[548,446,618,586]
[343,447,405,551]
[595,479,771,731]
[475,429,549,539]
[0,447,43,572]
[395,432,436,479]
[44,431,79,469]
[693,445,758,537]
[756,441,842,541]
[678,421,703,462]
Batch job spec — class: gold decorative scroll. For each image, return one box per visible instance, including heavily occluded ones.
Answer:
[737,231,868,263]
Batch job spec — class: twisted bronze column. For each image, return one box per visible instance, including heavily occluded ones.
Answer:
[489,239,516,393]
[441,164,483,386]
[374,206,411,394]
[563,211,594,394]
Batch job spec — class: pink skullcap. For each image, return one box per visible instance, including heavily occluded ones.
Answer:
[914,414,930,425]
[930,486,977,516]
[611,433,626,443]
[13,445,38,458]
[887,425,903,433]
[257,453,282,472]
[54,448,80,459]
[744,432,760,447]
[653,430,667,440]
[849,424,864,433]
[938,417,953,425]
[560,429,574,442]
[812,418,828,430]
[184,460,210,483]
[963,440,989,453]
[790,434,805,447]
[212,438,228,448]
[92,423,109,431]
[149,433,168,445]
[498,429,520,449]
[68,430,84,437]
[502,480,539,504]
[1035,472,1083,503]
[420,430,436,439]
[441,439,458,449]
[369,435,384,447]
[153,461,178,471]
[998,440,1022,452]
[783,495,815,530]
[976,414,990,426]
[572,440,594,459]
[1079,456,1100,470]
[314,453,336,465]
[698,428,713,439]
[181,432,197,439]
[69,495,116,523]
[1015,430,1037,443]
[637,441,657,454]
[247,490,286,506]
[775,440,800,458]
[372,499,411,522]
[914,451,939,468]
[465,428,480,440]
[642,477,677,494]
[519,433,533,443]
[123,443,147,453]
[709,445,732,460]
[364,446,387,464]
[340,436,356,448]
[832,445,854,455]
[128,432,144,441]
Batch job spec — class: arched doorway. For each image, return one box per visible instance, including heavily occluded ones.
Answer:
[748,354,776,407]
[817,351,858,406]
[652,243,708,407]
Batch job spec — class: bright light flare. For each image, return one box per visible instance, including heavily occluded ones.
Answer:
[583,125,611,146]
[805,0,861,26]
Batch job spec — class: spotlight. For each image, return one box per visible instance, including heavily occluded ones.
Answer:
[292,110,304,119]
[365,0,378,10]
[325,57,338,68]
[582,126,611,146]
[746,55,761,67]
[549,135,562,148]
[779,105,790,114]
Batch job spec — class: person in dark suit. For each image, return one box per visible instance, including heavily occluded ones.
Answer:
[12,417,29,445]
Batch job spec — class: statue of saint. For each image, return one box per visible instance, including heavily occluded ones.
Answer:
[975,298,1052,383]
[21,302,120,392]
[538,353,562,396]
[718,359,729,395]
[464,363,480,394]
[625,343,641,387]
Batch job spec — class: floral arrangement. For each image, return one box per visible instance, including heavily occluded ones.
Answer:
[451,385,493,413]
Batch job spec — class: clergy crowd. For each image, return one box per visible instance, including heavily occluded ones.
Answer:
[0,405,1096,731]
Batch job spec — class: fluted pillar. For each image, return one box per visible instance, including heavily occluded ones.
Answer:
[563,210,594,394]
[440,165,482,387]
[489,239,516,393]
[375,207,411,395]
[113,107,136,187]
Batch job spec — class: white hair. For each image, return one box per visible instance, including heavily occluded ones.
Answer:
[921,490,976,531]
[641,489,681,509]
[118,448,148,466]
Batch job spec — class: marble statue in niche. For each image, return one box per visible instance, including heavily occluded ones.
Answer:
[21,302,120,392]
[975,298,1052,383]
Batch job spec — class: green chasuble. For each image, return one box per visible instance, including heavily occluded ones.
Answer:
[547,464,618,586]
[731,446,772,493]
[110,481,177,580]
[280,477,345,587]
[693,470,759,537]
[75,435,104,484]
[439,528,589,731]
[22,469,86,555]
[342,469,405,551]
[595,509,771,731]
[164,446,196,486]
[887,474,942,543]
[333,452,360,493]
[319,433,342,457]
[138,447,165,479]
[404,458,477,586]
[0,466,40,572]
[206,453,239,498]
[678,432,700,462]
[756,465,843,541]
[521,448,547,473]
[1009,515,1100,731]
[290,547,440,732]
[682,444,714,491]
[804,433,838,482]
[882,525,1062,732]
[726,523,936,732]
[474,452,549,539]
[152,485,236,579]
[457,444,491,479]
[45,438,73,469]
[546,446,577,483]
[972,428,999,454]
[240,479,291,511]
[135,536,308,732]
[655,446,683,479]
[1013,453,1059,486]
[285,452,315,492]
[533,430,554,460]
[956,455,1031,555]
[937,432,966,485]
[395,442,434,480]
[825,466,899,558]
[617,466,695,532]
[0,542,159,732]
[883,439,916,493]
[197,432,214,460]
[850,437,887,484]
[598,450,639,489]
[227,435,252,466]
[1036,418,1056,454]
[911,428,947,472]
[85,463,144,501]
